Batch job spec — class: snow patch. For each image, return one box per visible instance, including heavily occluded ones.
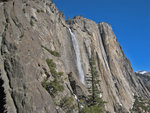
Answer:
[74,94,78,100]
[99,93,103,98]
[80,105,84,108]
[132,93,134,96]
[140,71,147,74]
[136,71,148,75]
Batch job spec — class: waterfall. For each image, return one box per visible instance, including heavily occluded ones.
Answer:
[69,28,86,85]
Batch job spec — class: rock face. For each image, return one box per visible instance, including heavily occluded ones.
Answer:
[67,17,150,112]
[136,71,150,92]
[0,0,149,113]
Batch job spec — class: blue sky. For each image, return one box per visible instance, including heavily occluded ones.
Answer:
[53,0,150,71]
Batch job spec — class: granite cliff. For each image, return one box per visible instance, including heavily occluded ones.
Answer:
[0,0,149,113]
[136,71,150,92]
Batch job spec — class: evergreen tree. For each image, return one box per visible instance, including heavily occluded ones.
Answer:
[89,55,104,106]
[81,54,106,113]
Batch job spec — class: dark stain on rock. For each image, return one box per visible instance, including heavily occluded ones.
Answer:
[0,70,7,113]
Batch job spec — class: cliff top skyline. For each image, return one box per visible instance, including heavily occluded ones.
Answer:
[53,0,150,71]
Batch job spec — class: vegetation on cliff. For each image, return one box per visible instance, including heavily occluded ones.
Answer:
[132,95,150,113]
[42,59,64,97]
[41,45,60,57]
[80,55,106,113]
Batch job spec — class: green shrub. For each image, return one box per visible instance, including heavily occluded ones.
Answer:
[37,9,40,13]
[40,9,44,13]
[81,105,104,113]
[23,8,25,13]
[50,68,58,78]
[41,79,50,90]
[50,50,60,57]
[46,3,49,6]
[30,19,34,26]
[19,34,24,38]
[80,97,106,113]
[132,96,150,112]
[59,96,76,112]
[42,79,64,97]
[41,45,61,57]
[58,72,64,76]
[42,59,64,97]
[46,59,56,69]
[49,80,64,97]
[46,59,58,78]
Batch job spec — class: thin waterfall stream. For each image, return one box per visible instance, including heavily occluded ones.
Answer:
[69,28,86,85]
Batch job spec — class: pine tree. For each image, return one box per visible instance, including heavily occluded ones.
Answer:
[81,54,106,113]
[89,55,100,105]
[89,55,105,105]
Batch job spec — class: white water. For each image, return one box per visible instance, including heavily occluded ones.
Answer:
[69,28,86,85]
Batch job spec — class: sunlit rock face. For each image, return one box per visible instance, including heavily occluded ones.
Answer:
[67,17,150,112]
[0,0,149,113]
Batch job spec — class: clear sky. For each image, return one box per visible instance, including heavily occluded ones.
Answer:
[53,0,150,71]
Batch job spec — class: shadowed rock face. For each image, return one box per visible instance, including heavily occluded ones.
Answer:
[136,71,150,92]
[0,75,6,113]
[0,0,149,113]
[0,0,9,2]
